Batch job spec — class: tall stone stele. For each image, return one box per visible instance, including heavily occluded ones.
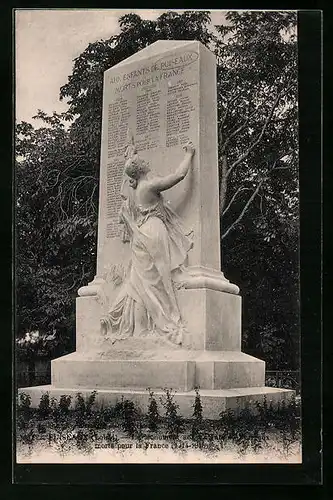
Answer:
[21,41,293,417]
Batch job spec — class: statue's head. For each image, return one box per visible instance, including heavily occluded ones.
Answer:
[125,155,150,187]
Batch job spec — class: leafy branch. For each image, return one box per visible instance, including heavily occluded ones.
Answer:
[222,178,265,240]
[222,187,253,216]
[225,81,295,179]
[222,150,294,239]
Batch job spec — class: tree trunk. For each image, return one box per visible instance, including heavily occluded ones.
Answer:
[219,154,228,215]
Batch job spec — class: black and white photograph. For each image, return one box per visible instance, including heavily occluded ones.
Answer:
[15,9,304,465]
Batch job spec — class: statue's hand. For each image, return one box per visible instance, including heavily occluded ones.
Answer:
[183,141,195,158]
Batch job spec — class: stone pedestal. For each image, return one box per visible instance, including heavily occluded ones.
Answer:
[75,287,242,354]
[19,40,294,417]
[51,350,264,392]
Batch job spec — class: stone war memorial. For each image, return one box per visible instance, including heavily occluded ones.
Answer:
[21,40,294,418]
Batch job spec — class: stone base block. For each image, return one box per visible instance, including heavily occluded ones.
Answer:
[52,354,195,391]
[76,295,103,352]
[51,351,264,391]
[196,357,264,389]
[75,289,242,353]
[177,288,242,351]
[18,385,295,419]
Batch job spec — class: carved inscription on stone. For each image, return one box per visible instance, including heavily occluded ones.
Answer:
[106,219,122,239]
[106,159,124,239]
[106,159,123,218]
[136,88,161,152]
[105,54,199,239]
[166,79,197,148]
[108,97,130,158]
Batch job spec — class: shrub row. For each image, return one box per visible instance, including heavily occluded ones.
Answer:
[17,388,301,455]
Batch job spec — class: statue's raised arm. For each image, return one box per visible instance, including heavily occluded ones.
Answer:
[149,141,195,193]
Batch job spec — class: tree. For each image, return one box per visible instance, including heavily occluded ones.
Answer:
[15,11,299,369]
[215,11,298,237]
[213,12,299,368]
[15,111,97,343]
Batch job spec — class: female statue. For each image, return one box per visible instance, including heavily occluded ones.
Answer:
[101,141,195,345]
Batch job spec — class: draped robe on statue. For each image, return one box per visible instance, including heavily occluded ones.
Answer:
[101,176,193,345]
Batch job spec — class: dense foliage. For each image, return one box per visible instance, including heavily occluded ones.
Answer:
[15,11,299,369]
[215,12,299,368]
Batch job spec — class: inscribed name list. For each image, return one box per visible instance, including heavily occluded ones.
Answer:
[103,49,199,241]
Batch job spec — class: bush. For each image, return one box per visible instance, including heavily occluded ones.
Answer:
[20,428,35,446]
[147,389,160,432]
[237,405,266,453]
[219,396,301,454]
[17,392,31,414]
[114,397,139,438]
[38,392,51,419]
[16,389,301,458]
[74,391,97,427]
[17,392,32,429]
[272,395,301,454]
[160,389,183,440]
[191,387,204,441]
[58,395,72,415]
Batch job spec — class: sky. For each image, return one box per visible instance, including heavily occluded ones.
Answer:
[15,9,228,125]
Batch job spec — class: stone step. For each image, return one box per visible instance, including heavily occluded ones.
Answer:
[51,351,265,391]
[18,385,294,419]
